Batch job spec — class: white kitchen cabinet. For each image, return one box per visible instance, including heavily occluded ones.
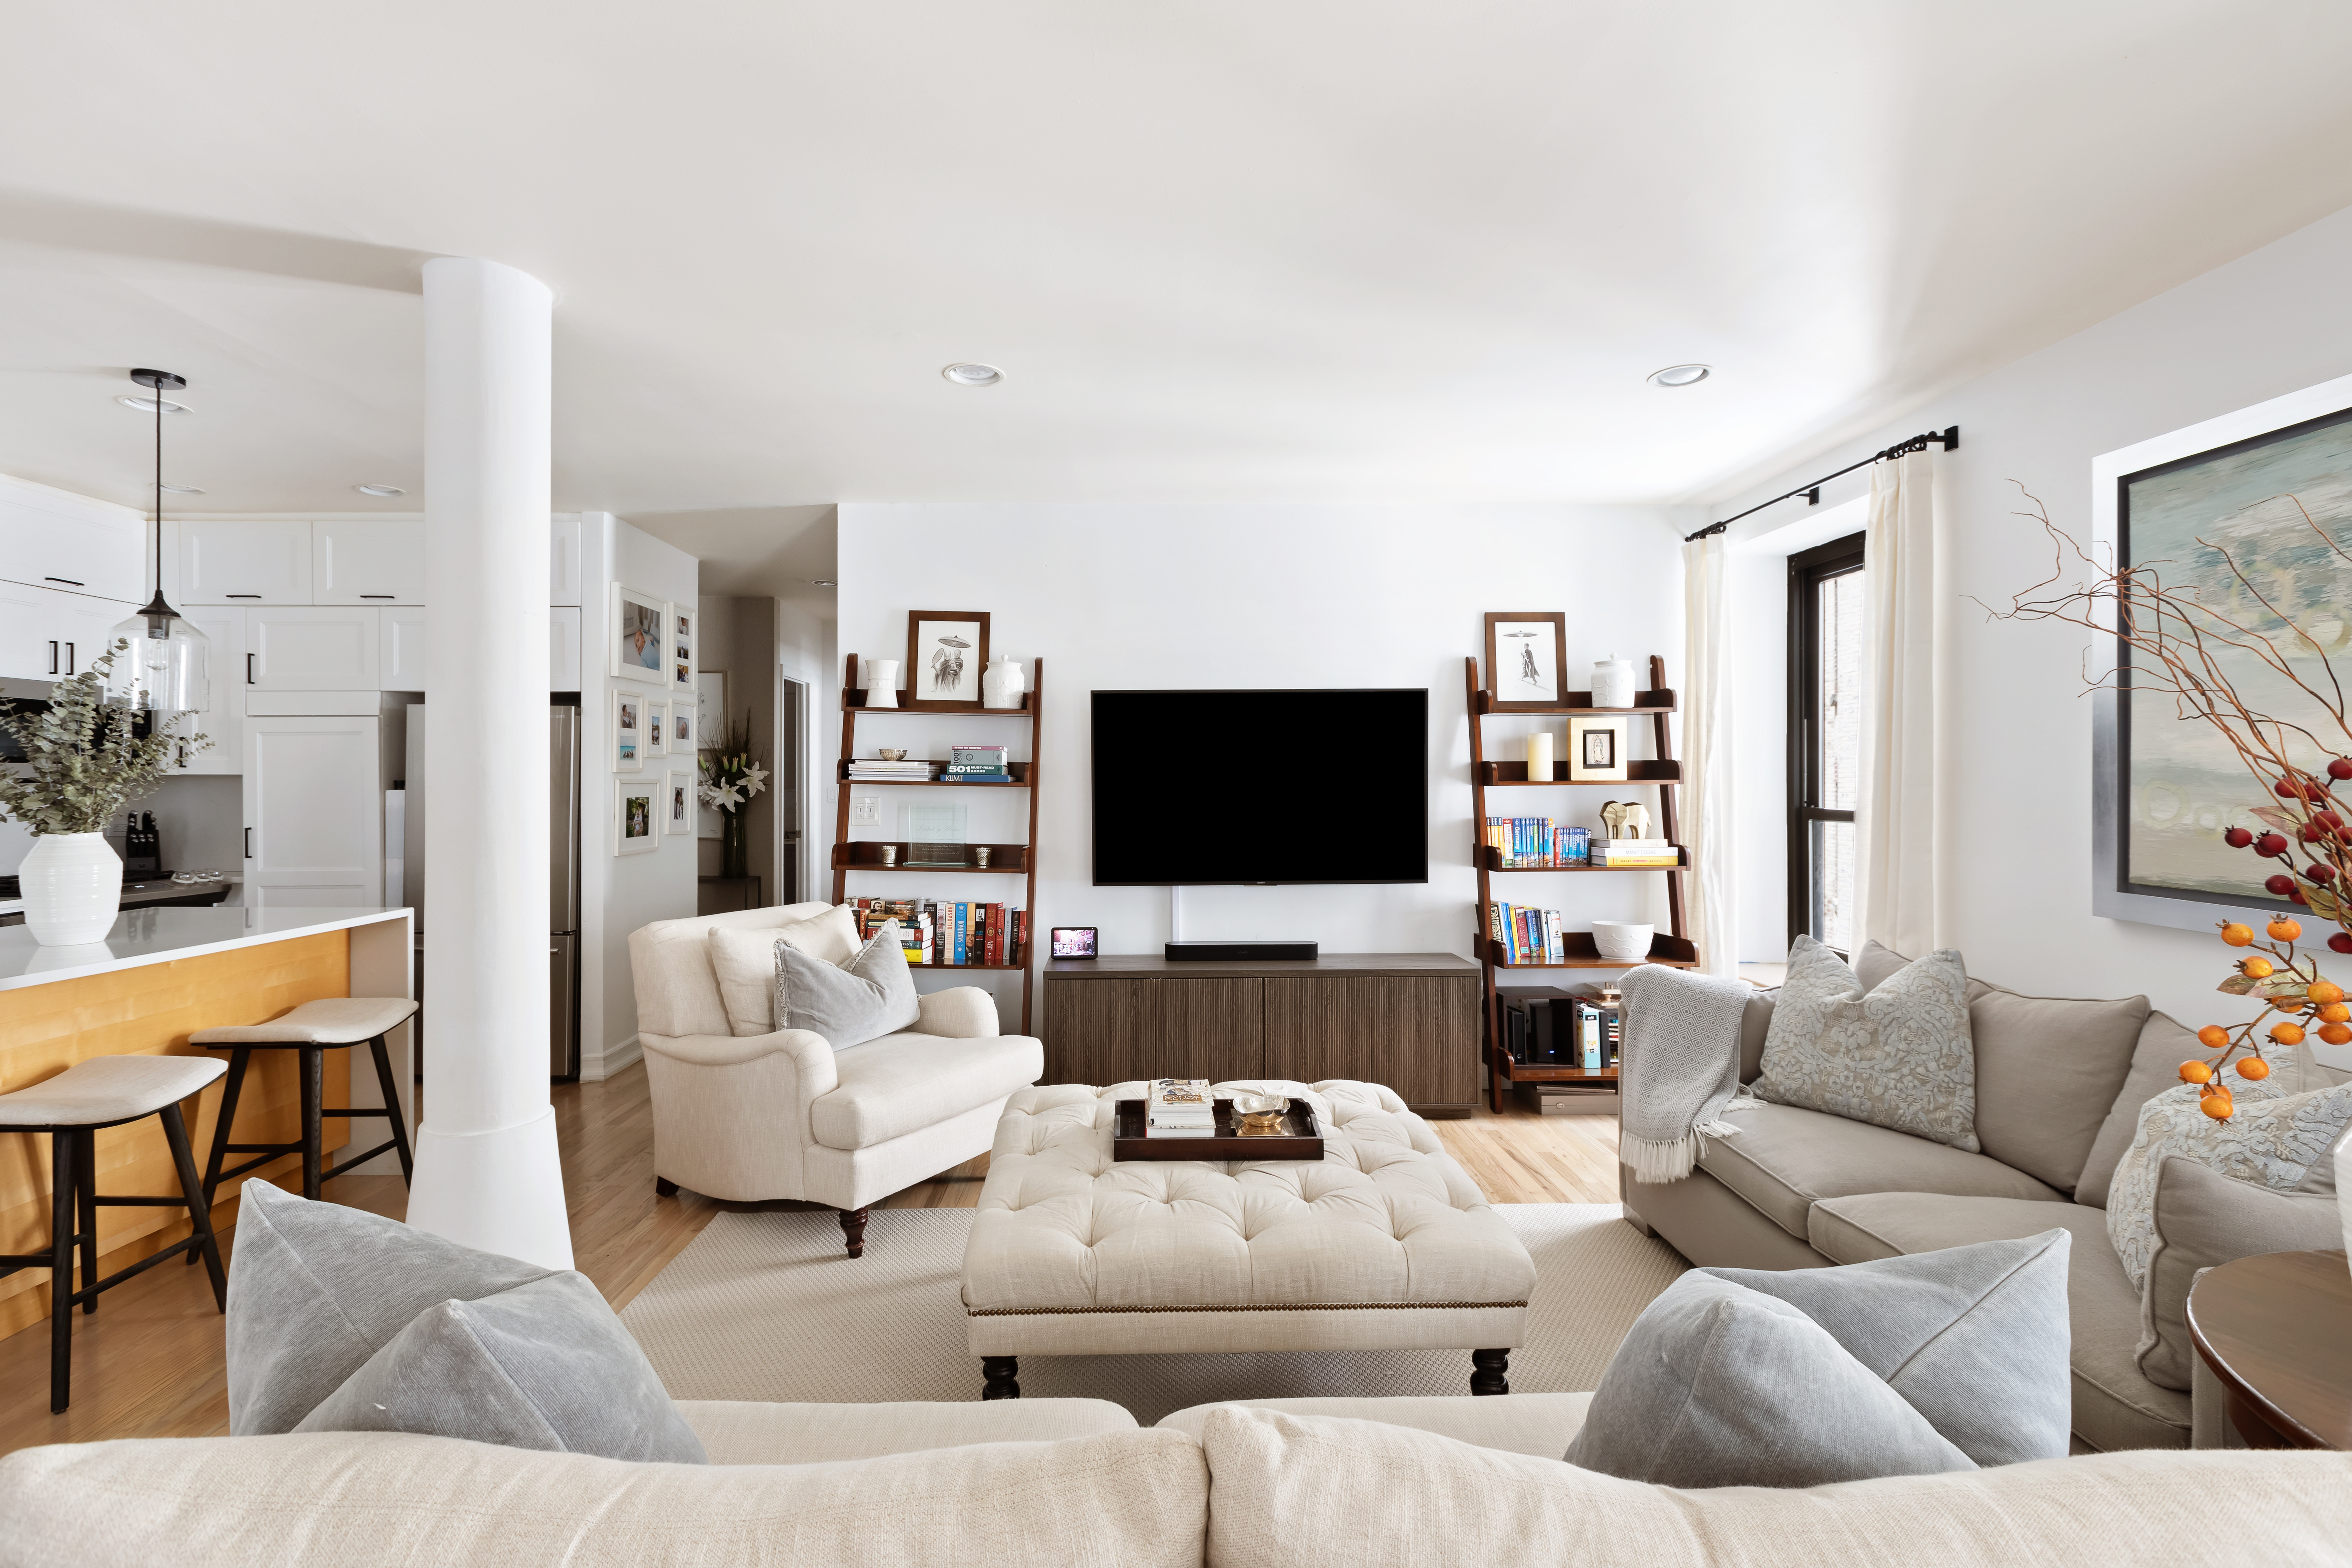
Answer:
[242,715,383,908]
[0,581,140,684]
[550,605,581,690]
[172,519,313,605]
[0,481,146,605]
[246,607,379,691]
[169,610,244,775]
[380,605,428,689]
[315,519,426,605]
[550,514,583,606]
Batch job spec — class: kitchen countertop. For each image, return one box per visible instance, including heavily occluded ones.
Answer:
[0,906,410,993]
[0,876,242,919]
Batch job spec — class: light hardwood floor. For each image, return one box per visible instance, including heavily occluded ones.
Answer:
[0,1063,1620,1457]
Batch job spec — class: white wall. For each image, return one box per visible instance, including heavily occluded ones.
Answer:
[839,504,1695,1018]
[1715,202,2352,1056]
[579,512,698,1080]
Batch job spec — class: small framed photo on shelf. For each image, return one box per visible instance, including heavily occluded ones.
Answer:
[614,775,659,856]
[664,769,694,835]
[906,610,990,708]
[645,699,668,758]
[1484,612,1566,710]
[671,607,695,693]
[610,584,668,683]
[612,689,644,771]
[1050,926,1098,959]
[1567,714,1628,782]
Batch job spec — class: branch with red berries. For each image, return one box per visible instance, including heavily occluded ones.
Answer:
[2218,760,2352,943]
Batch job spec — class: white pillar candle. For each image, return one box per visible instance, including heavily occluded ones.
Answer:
[1527,732,1555,781]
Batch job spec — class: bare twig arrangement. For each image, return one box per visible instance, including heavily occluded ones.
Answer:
[1984,483,2352,1117]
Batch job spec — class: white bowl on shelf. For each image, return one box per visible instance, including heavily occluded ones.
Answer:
[1591,921,1654,963]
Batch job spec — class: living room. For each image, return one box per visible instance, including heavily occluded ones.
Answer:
[2,5,2350,1563]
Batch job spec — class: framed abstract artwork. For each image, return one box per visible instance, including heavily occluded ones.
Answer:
[2092,370,2352,931]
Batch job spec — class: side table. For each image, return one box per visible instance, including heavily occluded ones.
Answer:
[2185,1249,2352,1449]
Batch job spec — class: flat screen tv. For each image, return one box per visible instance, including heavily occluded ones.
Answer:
[1091,688,1428,885]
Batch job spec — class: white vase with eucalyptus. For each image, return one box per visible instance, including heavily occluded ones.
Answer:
[0,640,208,945]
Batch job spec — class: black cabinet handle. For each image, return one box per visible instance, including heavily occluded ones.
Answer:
[43,576,82,587]
[361,594,395,600]
[63,643,74,675]
[226,593,261,599]
[246,653,256,685]
[245,827,254,859]
[46,641,57,676]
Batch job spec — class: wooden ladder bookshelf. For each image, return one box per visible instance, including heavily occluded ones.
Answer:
[831,653,1042,1035]
[1466,651,1696,1112]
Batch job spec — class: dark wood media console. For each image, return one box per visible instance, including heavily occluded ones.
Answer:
[1039,952,1482,1118]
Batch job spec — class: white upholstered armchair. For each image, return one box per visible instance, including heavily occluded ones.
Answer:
[628,903,1045,1255]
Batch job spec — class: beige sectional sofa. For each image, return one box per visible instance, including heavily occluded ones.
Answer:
[1619,941,2348,1452]
[8,1395,2348,1567]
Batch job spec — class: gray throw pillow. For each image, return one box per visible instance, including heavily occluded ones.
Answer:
[295,1273,706,1462]
[227,1182,705,1462]
[2135,1155,2347,1391]
[1755,934,1979,1150]
[1564,1231,2072,1486]
[774,923,921,1047]
[1967,986,2149,1193]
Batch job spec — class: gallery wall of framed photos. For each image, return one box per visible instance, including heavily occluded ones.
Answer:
[608,582,699,853]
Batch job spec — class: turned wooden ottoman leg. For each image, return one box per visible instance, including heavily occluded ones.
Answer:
[1471,1349,1511,1396]
[839,1206,869,1257]
[982,1357,1021,1400]
[654,1176,678,1197]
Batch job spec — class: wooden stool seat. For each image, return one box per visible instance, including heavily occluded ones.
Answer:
[0,1054,224,1128]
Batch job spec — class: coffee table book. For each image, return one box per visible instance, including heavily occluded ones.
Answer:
[1112,1098,1325,1161]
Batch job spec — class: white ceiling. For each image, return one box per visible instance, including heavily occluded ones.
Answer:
[1,1,2349,537]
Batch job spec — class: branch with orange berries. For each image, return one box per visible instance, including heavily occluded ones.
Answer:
[2190,917,2346,1119]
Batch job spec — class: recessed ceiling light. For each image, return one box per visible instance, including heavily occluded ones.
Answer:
[1647,364,1711,388]
[355,483,406,497]
[941,363,1003,387]
[118,394,191,414]
[158,482,204,494]
[811,579,837,587]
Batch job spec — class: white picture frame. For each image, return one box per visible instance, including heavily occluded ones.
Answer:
[671,604,696,694]
[665,769,694,835]
[615,774,660,856]
[645,698,668,759]
[610,583,667,684]
[612,688,644,772]
[670,696,694,752]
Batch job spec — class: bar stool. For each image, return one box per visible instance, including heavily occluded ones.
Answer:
[0,1054,230,1412]
[190,997,419,1210]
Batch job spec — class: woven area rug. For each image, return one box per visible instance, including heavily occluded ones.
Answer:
[620,1204,1685,1426]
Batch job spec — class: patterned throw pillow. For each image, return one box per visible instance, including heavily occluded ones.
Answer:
[1754,935,1979,1150]
[2106,1075,2352,1291]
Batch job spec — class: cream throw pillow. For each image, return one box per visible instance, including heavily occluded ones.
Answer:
[2105,1075,2352,1292]
[1754,934,1979,1150]
[706,905,862,1036]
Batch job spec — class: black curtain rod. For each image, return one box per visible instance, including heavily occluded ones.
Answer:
[1683,426,1959,543]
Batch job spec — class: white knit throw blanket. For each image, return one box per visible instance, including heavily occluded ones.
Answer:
[1617,964,1756,1184]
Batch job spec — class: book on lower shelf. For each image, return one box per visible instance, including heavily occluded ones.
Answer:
[1483,817,1590,868]
[1485,902,1566,965]
[1591,838,1678,867]
[850,897,1028,966]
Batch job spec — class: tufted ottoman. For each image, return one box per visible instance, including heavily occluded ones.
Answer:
[960,1080,1536,1399]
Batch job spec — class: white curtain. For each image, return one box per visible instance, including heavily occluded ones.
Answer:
[1854,449,1942,957]
[1680,533,1737,977]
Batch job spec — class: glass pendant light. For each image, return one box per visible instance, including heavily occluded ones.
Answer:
[110,368,209,716]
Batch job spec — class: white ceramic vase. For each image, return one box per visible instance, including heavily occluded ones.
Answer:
[21,832,123,946]
[982,656,1026,710]
[1591,919,1655,963]
[1591,654,1638,709]
[864,659,901,709]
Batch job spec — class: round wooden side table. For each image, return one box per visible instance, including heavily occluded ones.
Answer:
[2185,1249,2352,1449]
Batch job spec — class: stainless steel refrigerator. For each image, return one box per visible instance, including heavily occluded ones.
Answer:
[405,702,583,1080]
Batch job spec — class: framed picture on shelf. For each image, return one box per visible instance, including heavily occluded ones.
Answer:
[664,769,694,835]
[906,610,990,707]
[1484,612,1566,709]
[612,690,644,771]
[1050,926,1098,959]
[614,775,659,856]
[672,606,695,693]
[610,584,667,682]
[645,699,668,758]
[1567,714,1628,782]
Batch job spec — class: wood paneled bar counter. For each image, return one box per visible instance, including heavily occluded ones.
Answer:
[0,906,412,1338]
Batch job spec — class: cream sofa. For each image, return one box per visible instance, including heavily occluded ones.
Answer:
[1619,941,2348,1453]
[627,903,1044,1251]
[6,1395,2346,1567]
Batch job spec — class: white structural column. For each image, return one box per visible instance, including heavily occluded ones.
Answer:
[405,257,573,1269]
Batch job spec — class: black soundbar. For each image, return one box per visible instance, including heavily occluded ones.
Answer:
[1164,940,1320,962]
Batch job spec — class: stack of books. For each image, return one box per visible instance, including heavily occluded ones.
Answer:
[1486,902,1566,965]
[847,756,938,781]
[1592,838,1678,868]
[850,897,1028,966]
[1145,1078,1215,1139]
[1483,818,1590,867]
[945,743,1012,784]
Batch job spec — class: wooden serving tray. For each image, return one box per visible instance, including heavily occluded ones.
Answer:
[1112,1098,1324,1162]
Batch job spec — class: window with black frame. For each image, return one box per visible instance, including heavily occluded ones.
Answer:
[1788,532,1865,954]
